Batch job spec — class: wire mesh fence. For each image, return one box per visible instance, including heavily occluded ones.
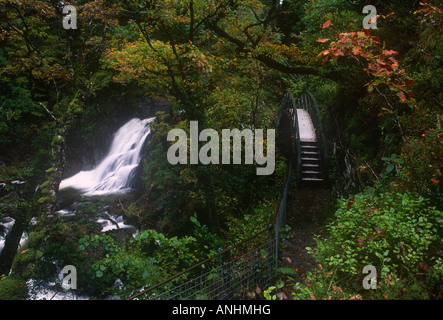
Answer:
[128,164,293,300]
[141,237,278,300]
[127,225,277,300]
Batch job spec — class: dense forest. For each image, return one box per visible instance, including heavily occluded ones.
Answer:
[0,0,441,300]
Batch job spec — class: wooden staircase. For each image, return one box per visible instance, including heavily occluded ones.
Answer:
[300,141,324,183]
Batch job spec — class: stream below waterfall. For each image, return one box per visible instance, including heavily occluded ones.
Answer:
[0,117,155,299]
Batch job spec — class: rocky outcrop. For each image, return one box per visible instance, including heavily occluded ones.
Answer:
[137,96,171,119]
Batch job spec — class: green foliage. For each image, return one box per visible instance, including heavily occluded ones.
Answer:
[381,153,398,175]
[398,128,442,201]
[299,189,443,299]
[224,200,274,251]
[0,162,34,183]
[11,248,44,279]
[246,279,287,300]
[290,259,442,300]
[302,0,359,33]
[74,198,106,224]
[316,191,441,276]
[189,213,224,259]
[291,267,363,300]
[277,267,298,276]
[0,276,28,300]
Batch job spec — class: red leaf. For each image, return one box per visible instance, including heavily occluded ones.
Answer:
[255,284,262,294]
[333,49,344,56]
[246,291,256,299]
[352,46,361,55]
[383,49,398,56]
[399,93,407,103]
[346,197,355,210]
[322,20,332,28]
[276,292,288,300]
[315,38,329,43]
[419,262,429,272]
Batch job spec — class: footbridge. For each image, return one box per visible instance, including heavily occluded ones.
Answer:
[277,90,329,186]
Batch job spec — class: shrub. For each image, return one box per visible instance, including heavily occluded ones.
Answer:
[305,189,442,298]
[398,128,442,202]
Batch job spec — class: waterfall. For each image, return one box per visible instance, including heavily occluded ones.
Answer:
[59,117,155,196]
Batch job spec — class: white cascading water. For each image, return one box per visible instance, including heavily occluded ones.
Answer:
[59,117,155,196]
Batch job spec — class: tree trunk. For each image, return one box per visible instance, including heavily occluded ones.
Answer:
[0,215,26,276]
[45,125,68,216]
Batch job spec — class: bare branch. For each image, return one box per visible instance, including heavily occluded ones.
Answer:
[38,102,58,122]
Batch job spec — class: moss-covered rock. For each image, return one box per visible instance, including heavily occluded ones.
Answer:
[0,276,28,300]
[11,248,44,279]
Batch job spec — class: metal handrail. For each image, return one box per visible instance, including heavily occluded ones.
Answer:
[305,91,328,182]
[280,91,302,185]
[293,101,302,186]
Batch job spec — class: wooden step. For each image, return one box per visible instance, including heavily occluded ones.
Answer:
[300,141,317,147]
[300,144,318,149]
[301,157,321,165]
[301,177,324,182]
[301,163,321,168]
[301,150,319,156]
[302,170,322,175]
[302,170,323,179]
[301,157,320,161]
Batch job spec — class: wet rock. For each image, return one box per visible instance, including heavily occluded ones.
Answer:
[137,96,171,118]
[105,228,133,246]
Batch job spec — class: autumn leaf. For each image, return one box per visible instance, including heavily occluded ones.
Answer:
[332,49,344,56]
[315,38,329,43]
[322,20,332,28]
[382,49,398,56]
[276,292,288,300]
[346,197,355,210]
[255,284,262,294]
[398,93,407,103]
[369,15,377,24]
[352,46,362,55]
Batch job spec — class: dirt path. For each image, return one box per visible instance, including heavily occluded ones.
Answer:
[280,186,333,283]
